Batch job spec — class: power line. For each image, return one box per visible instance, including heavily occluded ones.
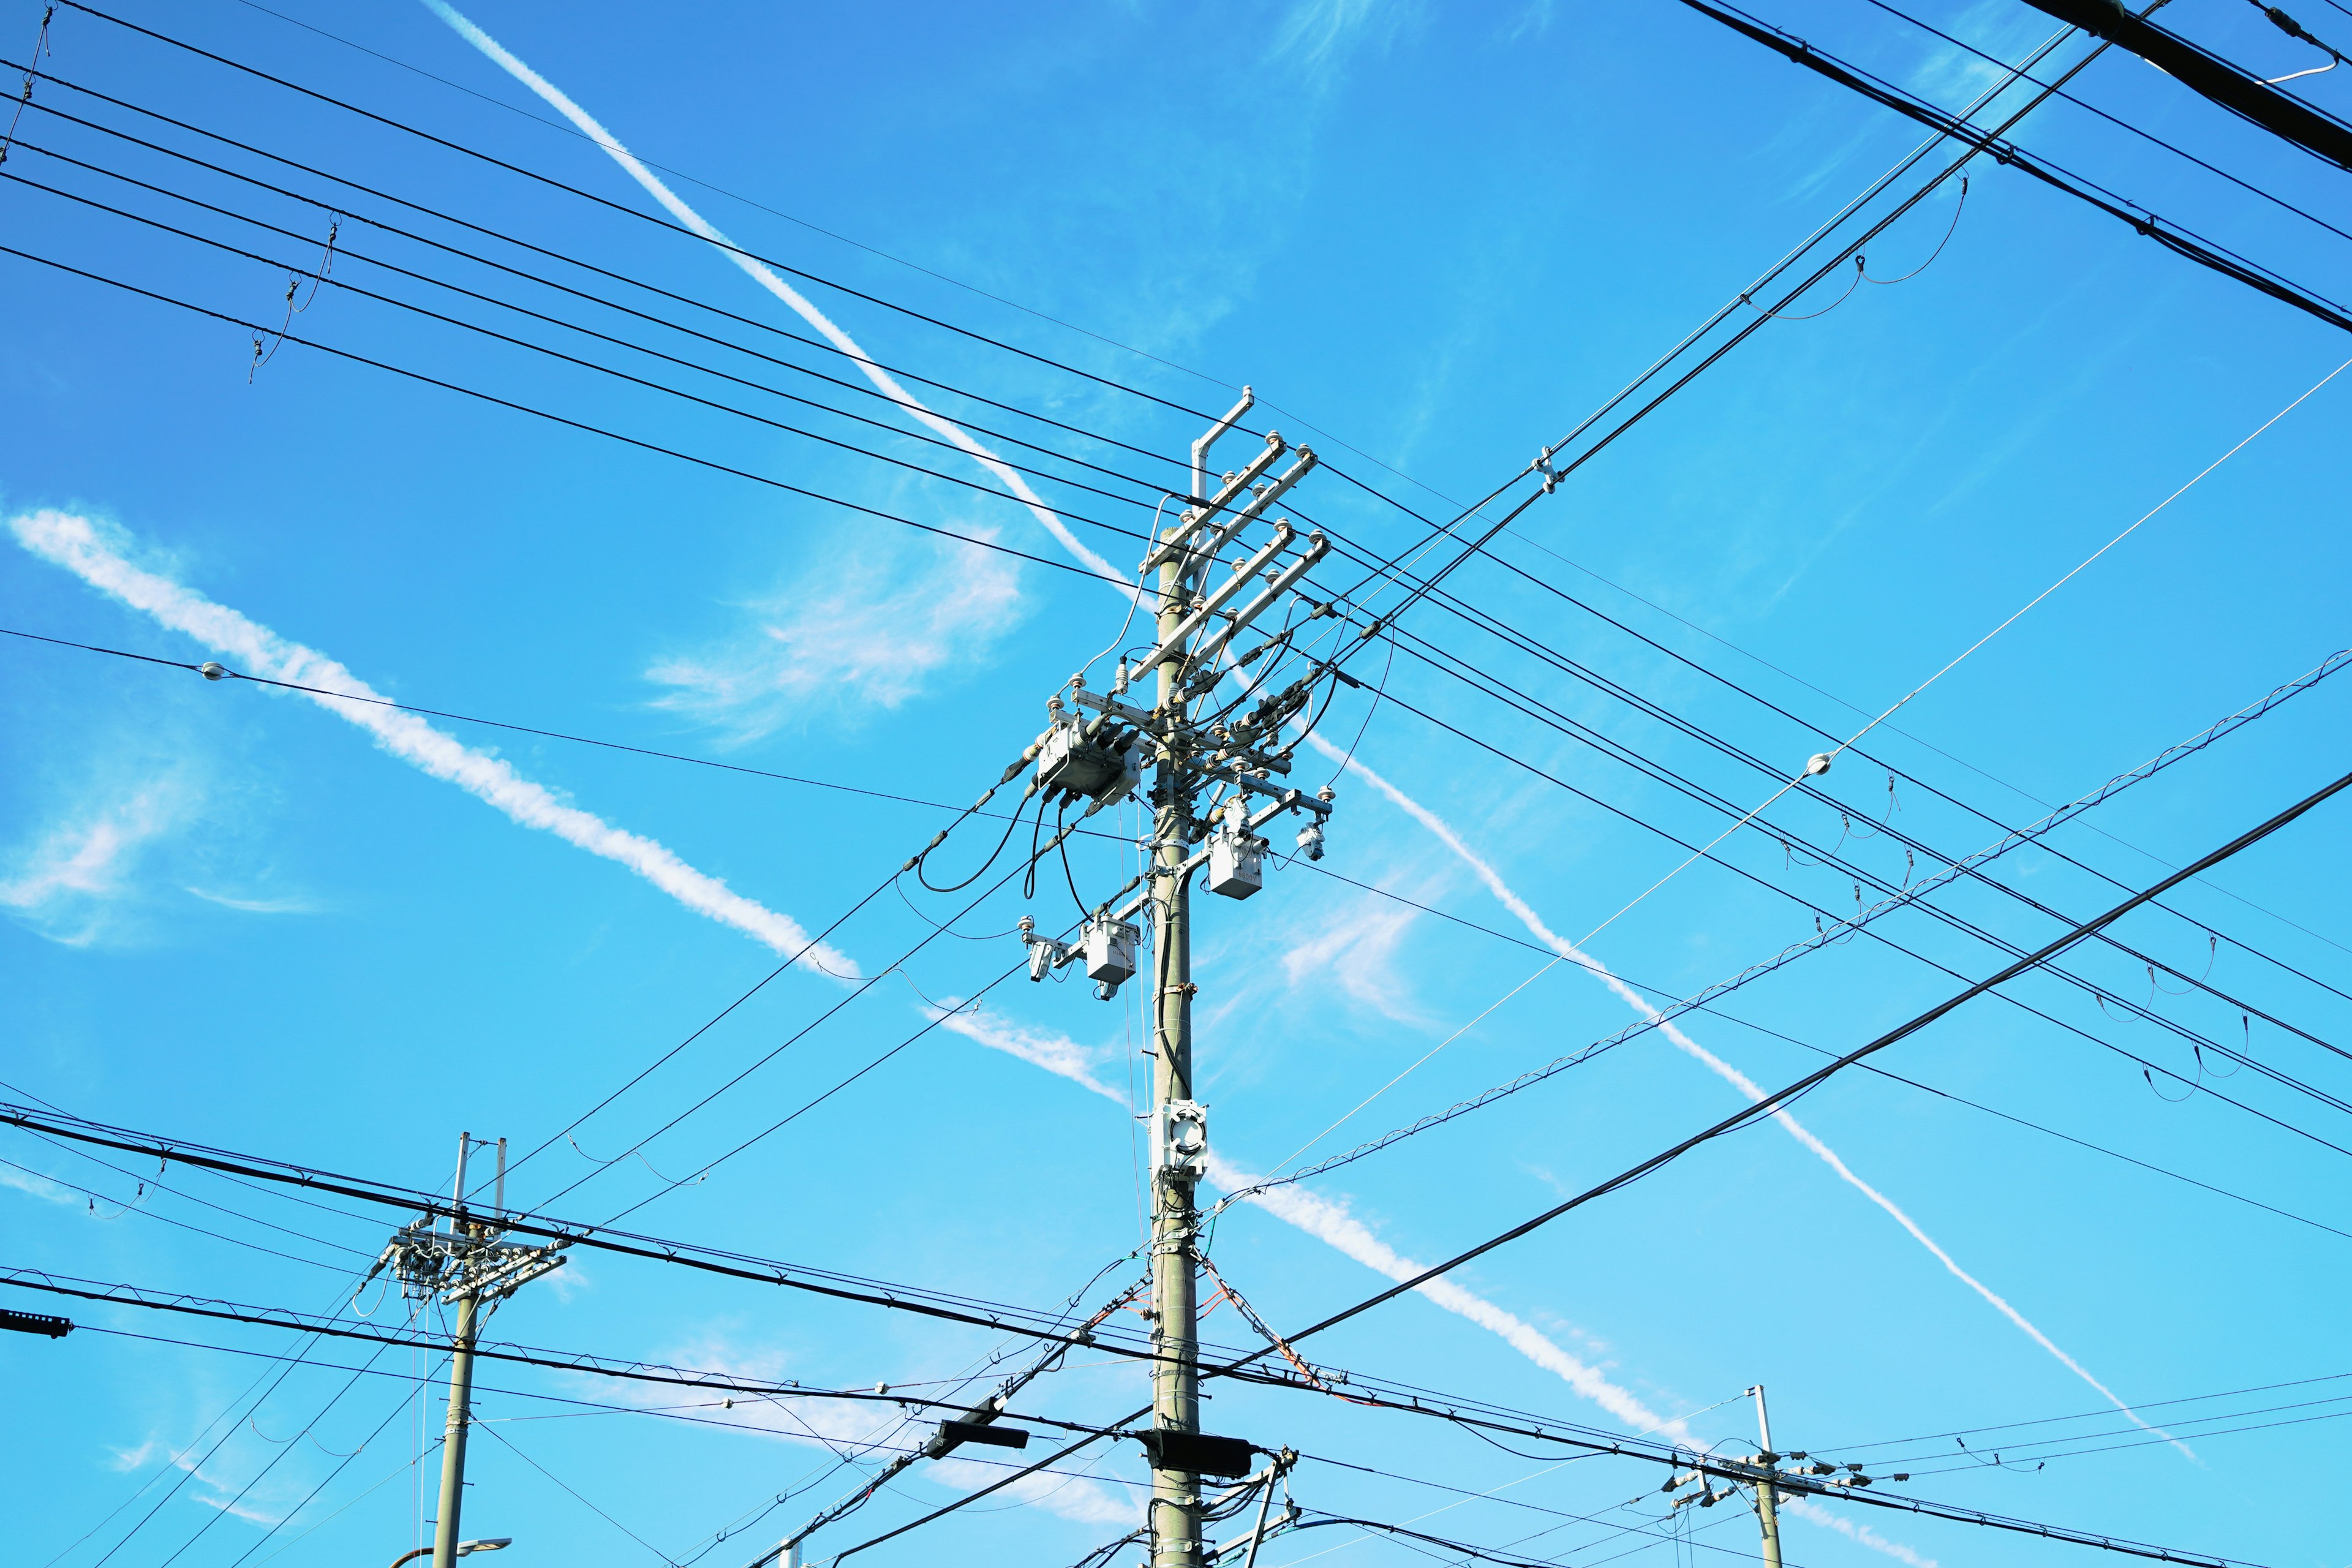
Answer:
[1251,762,2352,1366]
[50,1,1247,427]
[1860,0,2352,247]
[1671,0,2352,333]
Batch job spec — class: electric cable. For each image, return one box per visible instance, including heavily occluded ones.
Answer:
[0,241,1133,586]
[0,74,1208,486]
[1828,1368,2352,1455]
[1235,763,2352,1376]
[1859,0,2352,247]
[0,1153,358,1271]
[1246,670,2352,1191]
[1368,616,2352,1073]
[37,104,2333,1048]
[51,1,1251,427]
[1670,0,2352,333]
[1318,627,2352,1118]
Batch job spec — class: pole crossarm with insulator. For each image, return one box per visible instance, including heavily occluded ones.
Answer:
[363,1134,565,1568]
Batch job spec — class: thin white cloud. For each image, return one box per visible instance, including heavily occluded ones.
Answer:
[1272,0,1414,74]
[649,530,1023,742]
[421,0,1139,603]
[0,774,186,946]
[185,887,320,915]
[1782,1495,1937,1567]
[9,508,858,979]
[1279,893,1426,1025]
[0,1164,78,1205]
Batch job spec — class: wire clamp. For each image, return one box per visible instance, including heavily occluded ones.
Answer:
[1532,444,1559,494]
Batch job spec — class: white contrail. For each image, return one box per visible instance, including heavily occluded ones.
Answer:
[421,0,1140,603]
[1310,736,2185,1452]
[934,1003,1687,1439]
[1781,1496,1937,1567]
[10,509,858,979]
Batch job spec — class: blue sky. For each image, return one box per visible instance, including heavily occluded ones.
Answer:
[4,1,2350,1566]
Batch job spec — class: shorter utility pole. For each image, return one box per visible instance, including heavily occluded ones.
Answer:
[1663,1390,1909,1552]
[1747,1385,1784,1568]
[364,1134,565,1568]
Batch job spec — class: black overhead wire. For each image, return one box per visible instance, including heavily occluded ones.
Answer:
[18,86,2337,1041]
[1830,1367,2352,1456]
[0,73,1206,490]
[0,624,1131,848]
[52,1,1246,428]
[521,797,1109,1216]
[1860,0,2352,247]
[1232,764,2352,1368]
[1325,668,2352,1160]
[1362,609,2352,1067]
[1360,504,2352,1009]
[35,32,2331,1016]
[1309,579,2352,1103]
[0,162,1205,548]
[1671,0,2352,333]
[0,1152,357,1272]
[0,238,1137,587]
[41,107,2352,1044]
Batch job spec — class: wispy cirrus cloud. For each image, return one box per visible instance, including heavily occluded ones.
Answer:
[0,772,188,946]
[184,887,320,916]
[647,530,1023,742]
[1279,892,1426,1025]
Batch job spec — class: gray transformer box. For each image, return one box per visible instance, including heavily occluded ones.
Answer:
[1085,918,1139,984]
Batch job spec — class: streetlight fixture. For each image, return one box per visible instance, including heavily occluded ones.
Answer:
[388,1538,511,1568]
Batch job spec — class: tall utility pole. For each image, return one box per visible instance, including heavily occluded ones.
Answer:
[1022,387,1336,1568]
[366,1134,567,1568]
[1747,1384,1785,1568]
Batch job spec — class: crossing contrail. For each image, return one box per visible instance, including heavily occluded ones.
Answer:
[10,509,858,980]
[421,0,1139,602]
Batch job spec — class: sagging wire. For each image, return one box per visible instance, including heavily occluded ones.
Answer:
[0,4,52,166]
[1863,176,1969,282]
[1742,254,1865,319]
[249,211,339,381]
[564,1133,704,1191]
[890,875,1021,941]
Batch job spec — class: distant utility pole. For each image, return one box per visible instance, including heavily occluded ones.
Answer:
[364,1134,567,1568]
[1663,1387,1909,1555]
[1022,386,1336,1568]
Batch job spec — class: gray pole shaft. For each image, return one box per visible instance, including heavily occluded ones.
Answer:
[1149,554,1201,1568]
[1750,1385,1784,1568]
[432,1289,480,1568]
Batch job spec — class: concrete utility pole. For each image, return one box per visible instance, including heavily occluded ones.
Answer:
[1748,1384,1785,1568]
[364,1134,565,1568]
[1019,386,1337,1568]
[1147,514,1202,1568]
